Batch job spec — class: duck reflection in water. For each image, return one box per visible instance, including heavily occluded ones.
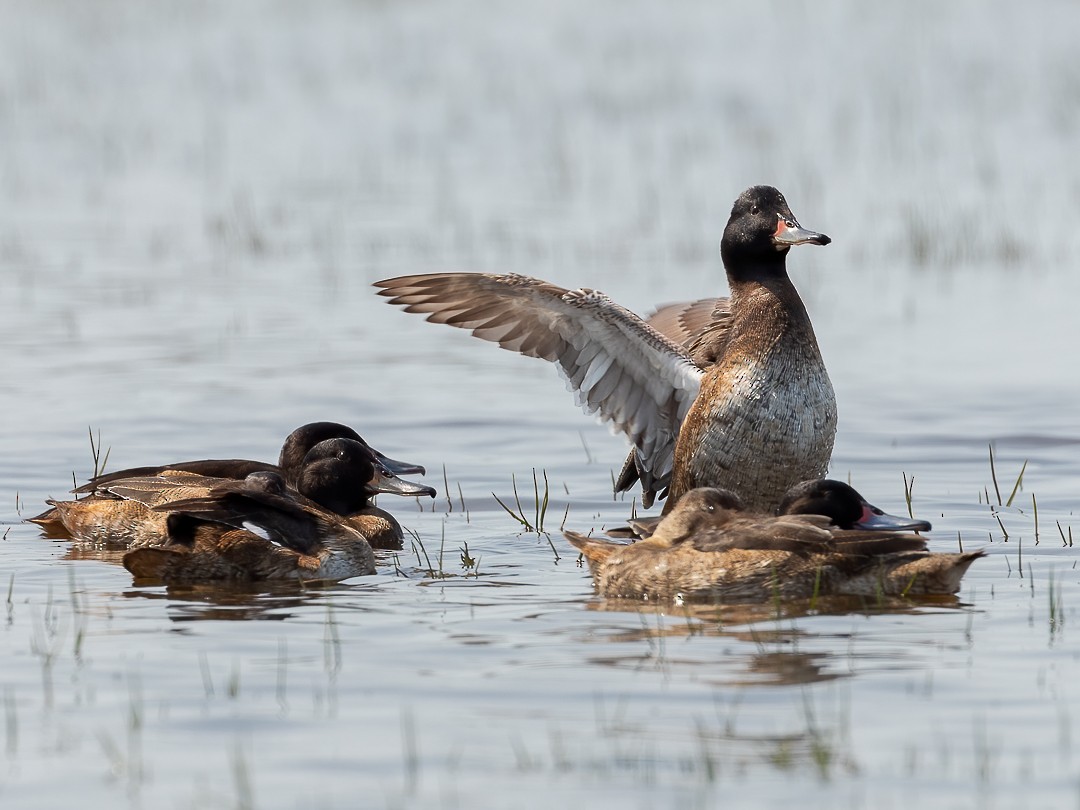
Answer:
[117,578,377,623]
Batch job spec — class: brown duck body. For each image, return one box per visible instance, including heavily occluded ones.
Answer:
[40,498,167,546]
[348,508,403,549]
[572,539,981,602]
[37,488,409,551]
[123,475,377,583]
[38,471,232,548]
[123,525,370,583]
[667,278,836,512]
[567,488,982,603]
[122,514,373,583]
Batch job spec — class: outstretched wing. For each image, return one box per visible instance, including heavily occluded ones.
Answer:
[614,297,733,505]
[375,273,703,498]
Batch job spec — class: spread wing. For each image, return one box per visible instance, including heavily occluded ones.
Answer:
[375,272,703,497]
[614,297,734,504]
[646,297,733,367]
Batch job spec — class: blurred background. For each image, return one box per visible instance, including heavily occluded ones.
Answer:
[1,2,1077,807]
[2,0,1076,493]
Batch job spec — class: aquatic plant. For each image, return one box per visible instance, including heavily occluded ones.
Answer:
[493,468,550,534]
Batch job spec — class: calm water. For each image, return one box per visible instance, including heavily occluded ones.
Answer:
[2,1,1079,808]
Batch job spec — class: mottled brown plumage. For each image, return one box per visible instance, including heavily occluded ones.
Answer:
[123,508,374,584]
[122,470,378,583]
[38,470,229,547]
[567,487,982,603]
[348,510,406,548]
[666,274,836,513]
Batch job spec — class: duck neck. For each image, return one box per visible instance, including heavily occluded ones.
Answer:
[351,495,381,516]
[298,476,371,516]
[726,270,819,355]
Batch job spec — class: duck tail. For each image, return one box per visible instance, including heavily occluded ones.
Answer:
[26,501,73,537]
[26,502,60,525]
[564,531,623,568]
[891,550,986,596]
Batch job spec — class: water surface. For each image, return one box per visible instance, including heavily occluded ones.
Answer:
[1,2,1078,808]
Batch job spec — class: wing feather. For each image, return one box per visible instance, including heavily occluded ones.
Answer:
[375,272,704,496]
[646,297,734,366]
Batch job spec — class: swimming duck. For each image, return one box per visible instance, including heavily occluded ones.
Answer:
[122,470,378,583]
[32,434,436,548]
[610,479,932,540]
[70,421,425,489]
[376,185,834,513]
[566,486,982,602]
[30,422,394,539]
[775,479,933,531]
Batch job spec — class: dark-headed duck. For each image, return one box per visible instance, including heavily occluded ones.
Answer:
[611,479,932,540]
[32,432,435,549]
[375,185,834,513]
[74,421,425,490]
[566,485,982,602]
